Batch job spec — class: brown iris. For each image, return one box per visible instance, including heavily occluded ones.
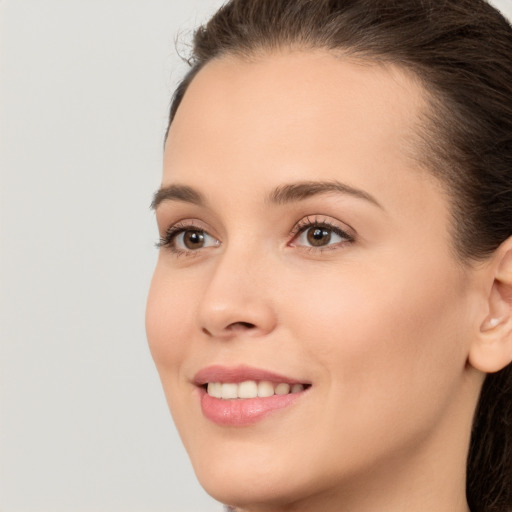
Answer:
[183,230,205,249]
[306,227,332,247]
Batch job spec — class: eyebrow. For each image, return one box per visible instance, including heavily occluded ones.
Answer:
[151,184,204,210]
[267,180,383,209]
[151,180,383,210]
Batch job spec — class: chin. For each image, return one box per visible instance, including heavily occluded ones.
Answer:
[189,445,312,509]
[198,469,303,511]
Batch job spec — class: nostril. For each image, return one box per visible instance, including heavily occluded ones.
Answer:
[200,322,255,337]
[229,321,256,330]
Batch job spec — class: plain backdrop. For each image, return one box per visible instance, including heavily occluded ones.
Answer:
[1,1,511,511]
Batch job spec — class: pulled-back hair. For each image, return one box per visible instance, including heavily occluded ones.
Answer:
[167,1,512,510]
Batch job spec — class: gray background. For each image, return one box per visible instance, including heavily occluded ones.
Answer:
[1,1,511,511]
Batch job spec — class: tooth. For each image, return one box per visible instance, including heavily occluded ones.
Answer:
[275,383,291,395]
[221,382,238,399]
[207,382,222,398]
[291,383,304,393]
[238,380,258,399]
[212,382,223,398]
[257,380,275,398]
[210,381,303,399]
[207,382,215,397]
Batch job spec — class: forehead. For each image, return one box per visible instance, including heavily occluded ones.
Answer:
[163,51,439,215]
[166,51,427,169]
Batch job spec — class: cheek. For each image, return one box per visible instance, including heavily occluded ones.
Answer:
[284,257,471,433]
[145,263,195,380]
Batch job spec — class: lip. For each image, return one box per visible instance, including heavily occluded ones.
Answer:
[193,364,308,386]
[194,365,311,427]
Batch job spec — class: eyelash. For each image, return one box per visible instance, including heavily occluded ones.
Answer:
[290,216,355,251]
[156,221,211,256]
[156,216,355,256]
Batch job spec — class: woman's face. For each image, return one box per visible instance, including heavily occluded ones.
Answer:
[146,52,483,510]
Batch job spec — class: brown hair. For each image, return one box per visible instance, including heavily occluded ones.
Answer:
[166,1,512,510]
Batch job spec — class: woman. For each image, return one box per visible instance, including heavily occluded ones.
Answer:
[146,1,512,511]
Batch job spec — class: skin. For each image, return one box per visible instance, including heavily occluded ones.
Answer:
[146,51,496,512]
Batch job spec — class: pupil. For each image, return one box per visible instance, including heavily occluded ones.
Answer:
[307,227,331,246]
[184,230,205,249]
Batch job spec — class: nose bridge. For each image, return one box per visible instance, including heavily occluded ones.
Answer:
[198,240,276,338]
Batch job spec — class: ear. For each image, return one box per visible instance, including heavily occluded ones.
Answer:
[469,238,512,373]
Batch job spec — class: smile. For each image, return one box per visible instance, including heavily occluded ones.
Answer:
[194,365,311,426]
[206,381,306,399]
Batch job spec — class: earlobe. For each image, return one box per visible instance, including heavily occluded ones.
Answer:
[469,240,512,374]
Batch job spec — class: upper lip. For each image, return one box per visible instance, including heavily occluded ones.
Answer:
[193,365,309,386]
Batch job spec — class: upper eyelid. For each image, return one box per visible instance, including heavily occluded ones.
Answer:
[155,204,216,231]
[160,218,213,236]
[290,215,356,238]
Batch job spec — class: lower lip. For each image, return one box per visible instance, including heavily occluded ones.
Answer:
[199,388,305,426]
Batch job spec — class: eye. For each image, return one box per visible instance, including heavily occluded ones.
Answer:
[157,224,220,254]
[291,217,354,250]
[296,226,344,247]
[175,229,218,250]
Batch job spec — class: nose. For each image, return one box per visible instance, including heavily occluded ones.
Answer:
[197,247,278,340]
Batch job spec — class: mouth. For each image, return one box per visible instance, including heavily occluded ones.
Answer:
[204,380,309,399]
[194,365,311,426]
